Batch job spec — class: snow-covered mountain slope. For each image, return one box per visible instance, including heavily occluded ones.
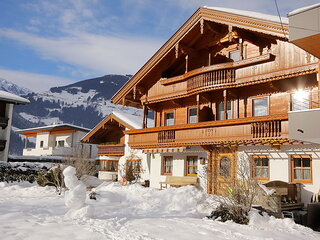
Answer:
[10,74,143,155]
[0,78,33,96]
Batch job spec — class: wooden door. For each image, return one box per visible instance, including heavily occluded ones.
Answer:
[215,152,236,195]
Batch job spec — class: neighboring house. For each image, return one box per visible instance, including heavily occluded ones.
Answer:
[111,7,320,204]
[288,3,320,59]
[0,90,29,162]
[81,111,153,182]
[16,124,97,159]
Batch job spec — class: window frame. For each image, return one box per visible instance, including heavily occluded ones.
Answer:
[217,101,233,121]
[251,155,270,181]
[252,96,269,117]
[126,159,142,174]
[57,140,65,148]
[291,154,312,183]
[185,156,198,176]
[100,160,118,172]
[164,111,175,126]
[290,90,311,111]
[162,156,173,175]
[187,107,198,124]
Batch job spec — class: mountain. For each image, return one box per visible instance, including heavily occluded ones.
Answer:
[7,74,143,155]
[0,78,33,96]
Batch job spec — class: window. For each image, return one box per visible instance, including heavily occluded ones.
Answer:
[217,102,232,120]
[252,155,269,180]
[100,160,118,172]
[229,50,241,62]
[162,156,173,175]
[188,108,197,124]
[40,141,44,148]
[57,140,65,147]
[253,98,268,117]
[291,90,310,111]
[291,155,312,183]
[126,159,141,171]
[219,156,231,177]
[186,156,198,175]
[165,112,174,126]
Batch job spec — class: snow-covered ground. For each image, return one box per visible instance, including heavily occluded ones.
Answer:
[0,182,319,240]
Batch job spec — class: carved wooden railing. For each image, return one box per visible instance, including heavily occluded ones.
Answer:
[187,68,235,92]
[97,145,125,156]
[251,120,282,138]
[158,130,175,143]
[0,140,6,151]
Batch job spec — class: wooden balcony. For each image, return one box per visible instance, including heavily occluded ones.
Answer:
[127,114,289,148]
[0,140,6,151]
[187,69,235,92]
[97,144,125,156]
[0,117,8,129]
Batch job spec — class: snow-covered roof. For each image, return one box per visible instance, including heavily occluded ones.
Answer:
[113,111,154,129]
[204,6,288,24]
[16,123,90,134]
[288,3,320,17]
[0,90,30,105]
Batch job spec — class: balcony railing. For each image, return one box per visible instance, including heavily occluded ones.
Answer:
[187,69,235,92]
[251,120,281,138]
[158,130,175,143]
[127,114,288,148]
[0,117,8,129]
[98,144,125,156]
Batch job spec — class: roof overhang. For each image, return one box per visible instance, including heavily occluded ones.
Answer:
[111,7,288,106]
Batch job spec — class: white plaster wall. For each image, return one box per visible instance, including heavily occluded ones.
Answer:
[238,144,320,205]
[148,146,207,189]
[0,103,13,162]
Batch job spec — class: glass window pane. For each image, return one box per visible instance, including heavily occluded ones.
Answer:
[302,158,310,167]
[294,158,301,167]
[229,50,241,62]
[253,98,268,117]
[218,102,232,120]
[262,158,269,166]
[220,157,230,177]
[303,169,311,180]
[294,169,302,179]
[189,108,197,124]
[261,168,268,178]
[165,112,174,126]
[292,91,310,111]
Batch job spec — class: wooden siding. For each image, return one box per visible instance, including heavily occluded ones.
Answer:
[97,145,125,156]
[144,40,317,104]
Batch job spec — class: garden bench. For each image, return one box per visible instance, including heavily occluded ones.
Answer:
[160,176,198,189]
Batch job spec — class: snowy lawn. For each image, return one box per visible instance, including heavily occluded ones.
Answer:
[0,182,319,240]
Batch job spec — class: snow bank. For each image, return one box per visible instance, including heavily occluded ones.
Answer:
[93,183,215,219]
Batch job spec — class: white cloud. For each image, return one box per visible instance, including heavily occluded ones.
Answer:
[0,68,73,92]
[0,29,163,76]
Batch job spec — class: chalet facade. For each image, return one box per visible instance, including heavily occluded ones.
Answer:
[0,90,29,162]
[17,124,97,159]
[81,111,153,182]
[111,7,320,204]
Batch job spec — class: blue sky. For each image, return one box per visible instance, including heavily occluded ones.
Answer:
[0,0,319,92]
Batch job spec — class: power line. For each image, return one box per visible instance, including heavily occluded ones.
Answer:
[274,0,288,39]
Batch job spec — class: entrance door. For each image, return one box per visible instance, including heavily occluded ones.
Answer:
[215,152,236,195]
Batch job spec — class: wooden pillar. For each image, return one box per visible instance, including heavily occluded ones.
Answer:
[244,97,248,118]
[196,94,200,122]
[142,104,148,129]
[223,90,227,120]
[185,55,189,73]
[208,53,211,66]
[207,150,213,194]
[237,97,240,119]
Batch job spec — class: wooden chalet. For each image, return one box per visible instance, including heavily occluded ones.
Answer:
[82,111,152,181]
[111,7,320,203]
